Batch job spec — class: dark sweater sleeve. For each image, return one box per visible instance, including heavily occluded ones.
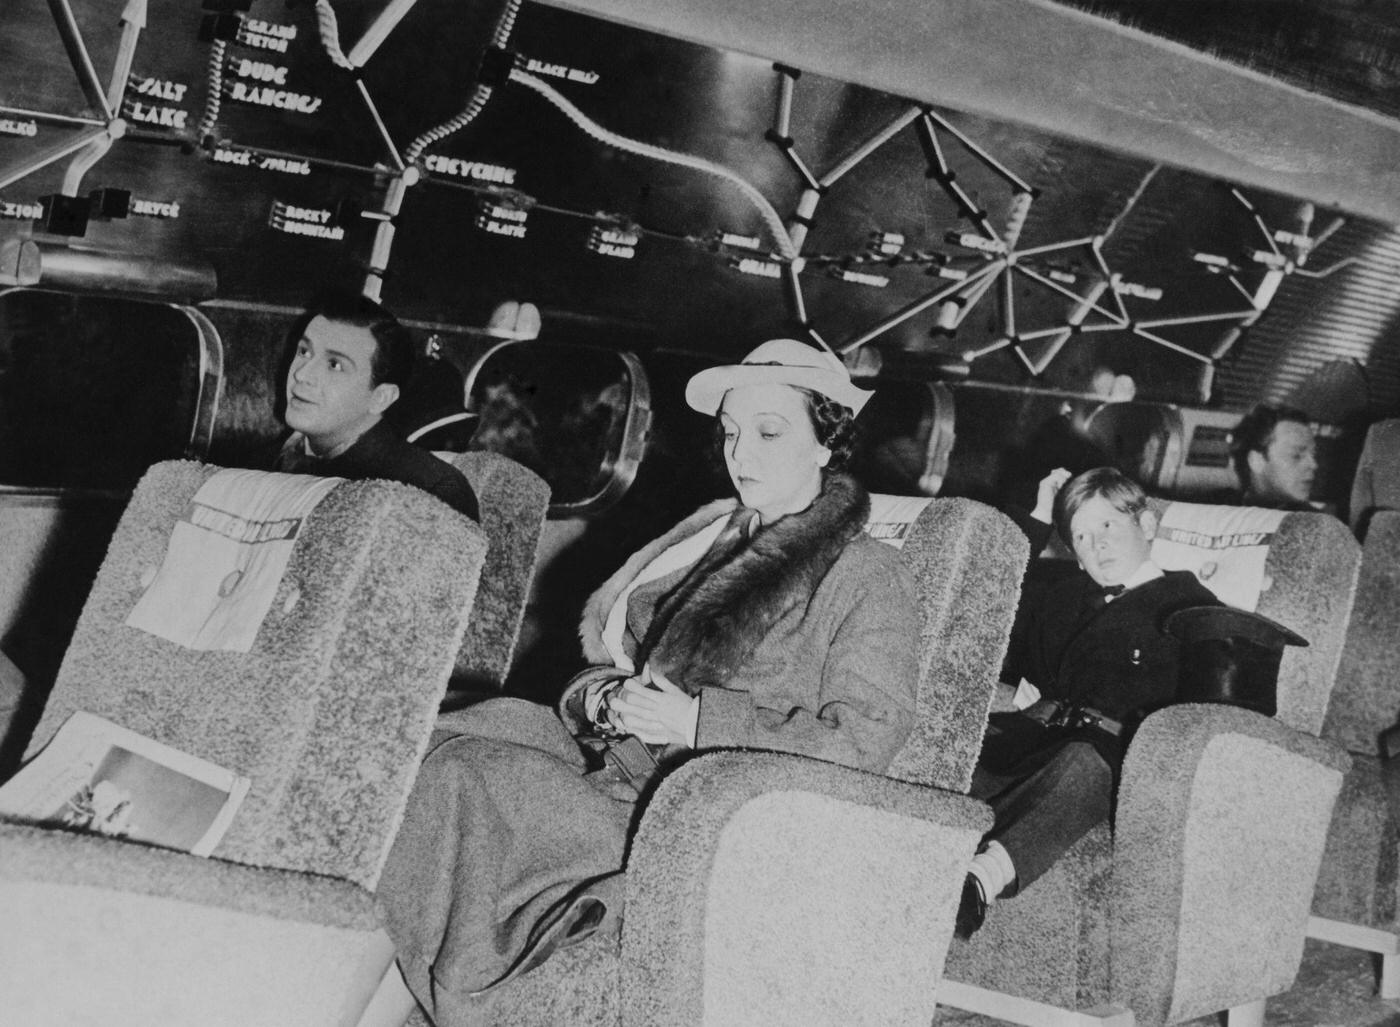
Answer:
[428,466,480,522]
[378,431,480,522]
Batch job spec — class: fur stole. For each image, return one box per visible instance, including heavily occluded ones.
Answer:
[578,474,870,692]
[578,498,739,665]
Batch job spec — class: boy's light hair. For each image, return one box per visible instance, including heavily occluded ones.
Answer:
[1052,467,1148,546]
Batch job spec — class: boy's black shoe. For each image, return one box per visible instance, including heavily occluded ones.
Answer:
[955,873,987,940]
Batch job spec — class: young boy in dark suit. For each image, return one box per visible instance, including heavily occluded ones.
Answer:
[957,466,1220,937]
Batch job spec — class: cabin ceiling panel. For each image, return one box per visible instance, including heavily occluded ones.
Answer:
[1215,221,1400,418]
[1052,1,1400,124]
[540,0,1400,225]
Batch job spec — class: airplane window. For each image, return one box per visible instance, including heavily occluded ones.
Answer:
[0,291,208,491]
[1083,402,1186,494]
[851,380,955,497]
[1183,424,1234,470]
[464,341,651,516]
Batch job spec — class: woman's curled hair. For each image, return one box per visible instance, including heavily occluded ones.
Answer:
[797,388,857,470]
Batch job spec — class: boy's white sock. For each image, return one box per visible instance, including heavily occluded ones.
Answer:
[969,840,1017,902]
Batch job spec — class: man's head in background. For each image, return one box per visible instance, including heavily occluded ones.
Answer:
[283,292,414,456]
[1230,404,1317,508]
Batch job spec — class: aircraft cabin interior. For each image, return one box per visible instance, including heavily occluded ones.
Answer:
[2,1,1400,1025]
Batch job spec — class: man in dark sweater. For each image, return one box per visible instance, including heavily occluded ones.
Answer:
[274,293,478,521]
[957,467,1219,937]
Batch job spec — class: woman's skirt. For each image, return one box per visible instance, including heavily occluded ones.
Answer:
[376,697,635,1025]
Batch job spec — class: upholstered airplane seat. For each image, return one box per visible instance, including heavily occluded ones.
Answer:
[939,501,1357,1027]
[398,495,1027,1027]
[441,451,550,692]
[1310,508,1400,995]
[0,461,488,1027]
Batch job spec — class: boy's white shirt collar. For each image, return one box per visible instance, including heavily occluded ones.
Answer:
[1110,559,1164,598]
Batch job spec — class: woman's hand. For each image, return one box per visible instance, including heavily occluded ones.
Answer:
[606,667,699,747]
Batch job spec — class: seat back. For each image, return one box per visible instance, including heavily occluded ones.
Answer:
[25,461,487,890]
[0,492,126,773]
[1350,418,1400,537]
[1148,499,1360,735]
[867,495,1029,793]
[1112,704,1348,1025]
[1325,509,1400,755]
[443,451,550,690]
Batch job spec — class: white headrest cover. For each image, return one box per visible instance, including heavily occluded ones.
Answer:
[1151,502,1287,612]
[126,469,341,652]
[866,494,934,549]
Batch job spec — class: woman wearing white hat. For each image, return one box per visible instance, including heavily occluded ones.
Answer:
[371,340,920,1025]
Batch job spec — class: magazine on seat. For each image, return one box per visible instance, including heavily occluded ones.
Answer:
[0,711,250,857]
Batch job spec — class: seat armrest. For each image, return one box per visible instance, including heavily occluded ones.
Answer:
[0,821,391,1027]
[619,750,991,1027]
[1111,705,1349,1025]
[0,818,381,929]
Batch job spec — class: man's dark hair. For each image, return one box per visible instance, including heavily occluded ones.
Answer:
[287,291,415,389]
[1229,404,1311,486]
[1052,466,1149,546]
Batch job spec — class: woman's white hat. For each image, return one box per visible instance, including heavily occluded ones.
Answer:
[685,339,874,416]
